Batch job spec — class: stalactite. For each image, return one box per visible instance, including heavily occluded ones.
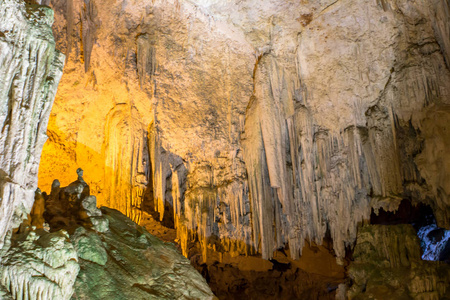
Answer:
[431,0,450,68]
[81,0,98,72]
[242,94,277,259]
[137,34,157,88]
[65,0,74,63]
[148,123,169,221]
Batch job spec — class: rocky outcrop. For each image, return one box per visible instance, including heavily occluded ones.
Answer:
[73,207,215,300]
[348,224,450,299]
[0,0,64,250]
[0,172,216,300]
[418,223,450,262]
[0,229,79,300]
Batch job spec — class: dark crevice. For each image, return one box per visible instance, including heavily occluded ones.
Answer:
[370,199,434,229]
[370,199,450,262]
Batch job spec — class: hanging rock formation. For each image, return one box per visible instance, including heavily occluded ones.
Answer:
[102,104,150,224]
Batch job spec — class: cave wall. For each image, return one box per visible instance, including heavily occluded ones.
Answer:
[348,224,450,298]
[0,0,64,249]
[38,0,450,262]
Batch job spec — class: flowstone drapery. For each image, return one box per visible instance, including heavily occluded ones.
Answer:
[0,0,64,250]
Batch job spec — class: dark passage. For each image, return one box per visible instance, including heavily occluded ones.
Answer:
[370,199,450,262]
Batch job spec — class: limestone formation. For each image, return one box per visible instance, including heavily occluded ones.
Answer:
[0,173,215,299]
[30,189,46,229]
[36,0,450,266]
[41,169,108,232]
[0,229,80,300]
[418,223,450,262]
[0,0,64,250]
[73,207,216,300]
[1,0,448,297]
[348,224,450,299]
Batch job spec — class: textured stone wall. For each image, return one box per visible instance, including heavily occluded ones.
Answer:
[38,0,450,263]
[348,224,450,299]
[0,0,64,249]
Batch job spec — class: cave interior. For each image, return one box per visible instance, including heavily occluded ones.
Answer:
[0,0,450,299]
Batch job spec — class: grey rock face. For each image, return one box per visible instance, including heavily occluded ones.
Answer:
[0,0,64,249]
[71,227,107,266]
[1,173,216,300]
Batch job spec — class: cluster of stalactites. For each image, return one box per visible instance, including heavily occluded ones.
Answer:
[145,62,427,263]
[149,126,254,261]
[144,0,450,263]
[239,53,443,261]
[149,52,442,263]
[242,57,378,260]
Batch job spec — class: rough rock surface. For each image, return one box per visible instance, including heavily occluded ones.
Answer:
[73,207,215,300]
[140,207,347,299]
[190,240,346,299]
[0,173,216,300]
[0,0,64,250]
[0,229,79,300]
[37,0,450,265]
[418,223,450,261]
[348,224,450,299]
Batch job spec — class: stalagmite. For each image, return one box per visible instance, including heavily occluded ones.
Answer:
[1,170,215,299]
